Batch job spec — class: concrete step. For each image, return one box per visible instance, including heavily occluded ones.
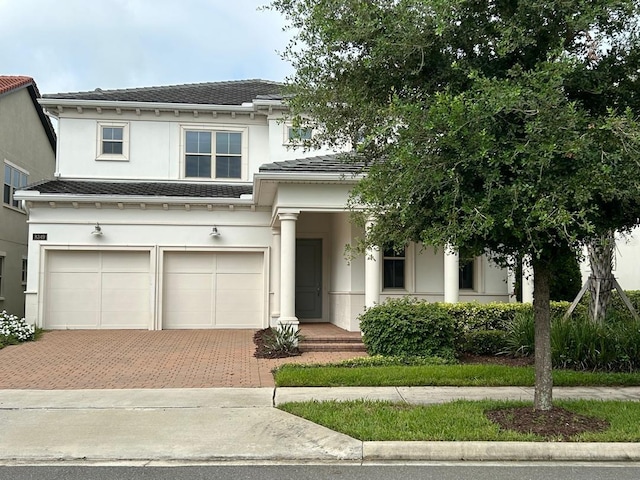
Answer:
[301,336,364,344]
[299,342,367,353]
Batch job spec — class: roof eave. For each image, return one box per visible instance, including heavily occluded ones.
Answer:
[38,98,261,116]
[14,190,255,205]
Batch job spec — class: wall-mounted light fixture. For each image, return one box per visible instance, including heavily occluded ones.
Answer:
[209,226,221,237]
[91,223,103,236]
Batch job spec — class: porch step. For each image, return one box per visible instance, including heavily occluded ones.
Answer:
[299,336,367,353]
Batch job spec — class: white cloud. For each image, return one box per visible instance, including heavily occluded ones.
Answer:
[0,0,293,93]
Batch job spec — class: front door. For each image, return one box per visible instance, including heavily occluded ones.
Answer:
[295,239,322,320]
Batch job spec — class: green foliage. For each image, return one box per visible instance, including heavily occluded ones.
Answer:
[505,310,640,372]
[461,330,509,356]
[358,298,573,357]
[260,323,303,357]
[359,298,456,359]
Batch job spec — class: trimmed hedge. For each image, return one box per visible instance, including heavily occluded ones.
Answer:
[359,298,574,358]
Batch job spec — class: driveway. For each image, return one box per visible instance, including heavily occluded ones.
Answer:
[0,329,364,389]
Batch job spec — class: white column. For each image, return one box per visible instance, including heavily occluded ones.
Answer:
[364,218,380,308]
[444,246,459,303]
[522,255,534,303]
[270,227,281,326]
[279,213,299,326]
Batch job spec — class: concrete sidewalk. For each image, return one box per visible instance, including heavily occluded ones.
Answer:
[1,387,640,464]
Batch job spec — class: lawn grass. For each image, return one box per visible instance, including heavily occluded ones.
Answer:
[278,399,640,442]
[274,363,640,387]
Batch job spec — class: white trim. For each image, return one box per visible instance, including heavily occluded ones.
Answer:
[179,124,249,181]
[96,121,130,161]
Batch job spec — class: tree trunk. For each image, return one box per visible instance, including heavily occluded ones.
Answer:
[587,232,615,323]
[532,257,553,411]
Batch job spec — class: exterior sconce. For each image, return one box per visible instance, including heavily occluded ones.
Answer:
[91,223,103,236]
[209,226,221,237]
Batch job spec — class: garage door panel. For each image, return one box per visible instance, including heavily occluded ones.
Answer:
[48,251,100,271]
[49,272,100,290]
[217,289,262,312]
[102,272,149,290]
[164,273,212,290]
[101,251,150,271]
[47,288,100,312]
[47,311,100,329]
[216,253,262,273]
[164,252,215,273]
[216,273,261,290]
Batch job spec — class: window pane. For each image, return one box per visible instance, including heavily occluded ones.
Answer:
[112,127,123,141]
[216,132,241,155]
[3,184,10,205]
[216,156,241,179]
[384,259,405,289]
[103,141,123,155]
[186,155,211,178]
[459,261,474,289]
[13,169,19,187]
[185,131,211,154]
[20,172,28,187]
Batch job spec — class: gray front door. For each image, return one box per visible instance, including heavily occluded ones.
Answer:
[295,239,322,319]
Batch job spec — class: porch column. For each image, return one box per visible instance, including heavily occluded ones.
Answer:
[279,212,299,326]
[270,227,281,326]
[444,245,459,303]
[364,218,381,308]
[522,255,534,303]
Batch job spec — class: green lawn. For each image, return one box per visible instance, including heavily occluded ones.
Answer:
[279,399,640,442]
[274,363,640,387]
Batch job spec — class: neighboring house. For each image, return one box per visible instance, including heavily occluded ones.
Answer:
[16,80,510,331]
[0,76,56,317]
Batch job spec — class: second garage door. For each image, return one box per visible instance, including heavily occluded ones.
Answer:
[163,251,264,329]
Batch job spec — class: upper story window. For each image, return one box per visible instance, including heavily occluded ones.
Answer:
[96,122,129,161]
[284,124,313,145]
[185,130,243,179]
[3,162,28,210]
[383,247,406,289]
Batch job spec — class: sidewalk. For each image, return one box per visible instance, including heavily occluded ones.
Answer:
[1,386,640,464]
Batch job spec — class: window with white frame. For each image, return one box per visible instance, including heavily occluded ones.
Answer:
[286,126,313,144]
[21,257,27,286]
[383,247,406,289]
[3,162,28,209]
[184,130,243,179]
[0,255,4,298]
[97,122,129,160]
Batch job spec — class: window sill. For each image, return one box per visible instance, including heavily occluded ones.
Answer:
[2,204,26,215]
[96,155,129,162]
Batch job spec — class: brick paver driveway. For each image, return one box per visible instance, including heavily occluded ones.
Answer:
[0,330,363,389]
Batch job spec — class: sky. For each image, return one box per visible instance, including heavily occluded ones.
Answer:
[0,0,294,95]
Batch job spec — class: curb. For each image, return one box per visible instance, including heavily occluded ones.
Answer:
[363,441,640,462]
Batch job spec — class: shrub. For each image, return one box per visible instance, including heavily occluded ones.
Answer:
[254,323,302,358]
[504,309,640,372]
[460,330,509,355]
[0,310,35,346]
[359,298,456,359]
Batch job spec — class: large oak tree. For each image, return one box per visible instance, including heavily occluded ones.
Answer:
[270,0,640,410]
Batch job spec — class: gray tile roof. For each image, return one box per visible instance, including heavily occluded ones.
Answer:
[23,180,253,199]
[43,79,283,105]
[259,154,366,174]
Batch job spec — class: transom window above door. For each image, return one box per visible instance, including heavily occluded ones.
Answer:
[185,130,243,179]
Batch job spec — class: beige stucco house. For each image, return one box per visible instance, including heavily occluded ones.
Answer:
[0,76,56,316]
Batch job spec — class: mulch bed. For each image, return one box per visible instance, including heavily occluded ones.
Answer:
[486,406,610,440]
[253,328,302,359]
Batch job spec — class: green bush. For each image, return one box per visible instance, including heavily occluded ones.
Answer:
[359,298,456,359]
[460,329,509,355]
[505,309,640,372]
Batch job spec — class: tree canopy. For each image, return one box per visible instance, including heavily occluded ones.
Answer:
[270,0,640,409]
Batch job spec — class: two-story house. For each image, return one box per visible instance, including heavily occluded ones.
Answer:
[0,76,56,317]
[16,80,511,331]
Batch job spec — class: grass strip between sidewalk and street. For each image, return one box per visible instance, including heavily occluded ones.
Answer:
[273,363,640,387]
[278,399,640,442]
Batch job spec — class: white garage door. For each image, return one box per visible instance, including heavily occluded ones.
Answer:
[163,251,264,329]
[45,250,151,329]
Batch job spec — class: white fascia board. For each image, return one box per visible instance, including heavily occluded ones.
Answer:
[38,98,259,115]
[14,190,254,206]
[253,171,364,184]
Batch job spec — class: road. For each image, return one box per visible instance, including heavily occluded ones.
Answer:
[1,463,640,480]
